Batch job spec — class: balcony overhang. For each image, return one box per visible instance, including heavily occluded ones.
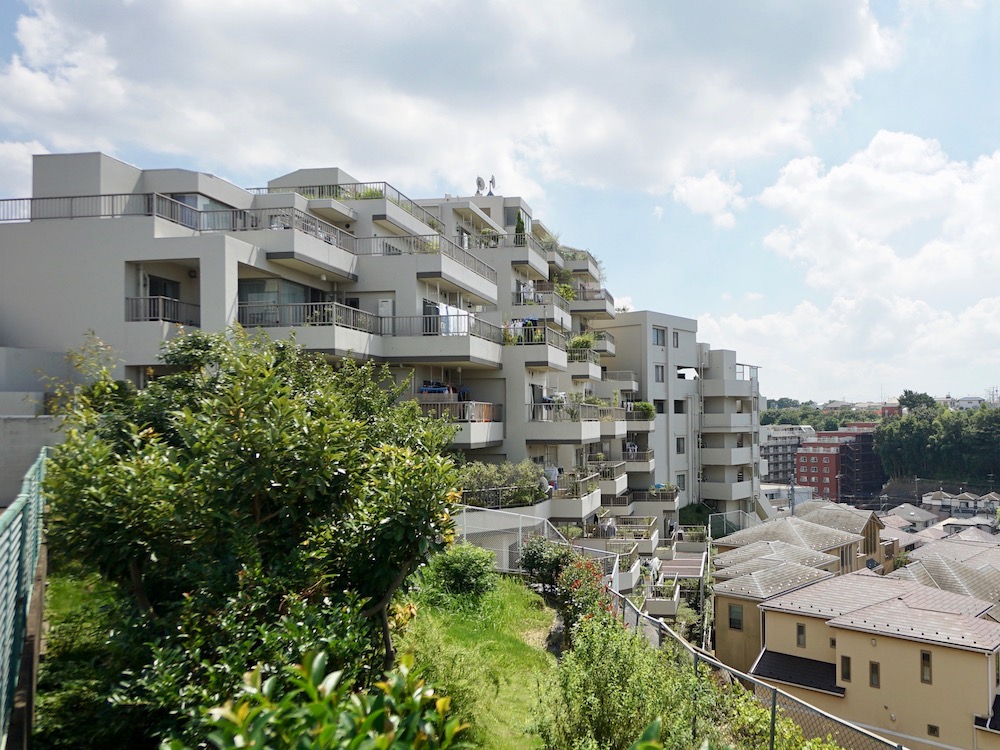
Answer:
[307,198,357,223]
[266,251,358,282]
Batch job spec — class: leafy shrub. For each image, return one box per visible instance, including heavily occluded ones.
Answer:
[633,401,655,420]
[423,543,498,602]
[164,651,472,749]
[555,556,611,636]
[458,459,546,507]
[519,536,575,592]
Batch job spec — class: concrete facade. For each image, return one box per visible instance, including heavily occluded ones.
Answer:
[0,151,761,527]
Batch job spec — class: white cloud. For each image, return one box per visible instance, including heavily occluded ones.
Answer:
[672,170,747,228]
[0,1,898,197]
[703,130,1000,400]
[652,205,663,221]
[0,140,47,196]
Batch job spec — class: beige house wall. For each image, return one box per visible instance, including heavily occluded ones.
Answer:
[765,610,836,665]
[714,593,762,673]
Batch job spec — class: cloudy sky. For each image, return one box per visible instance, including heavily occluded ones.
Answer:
[1,0,998,403]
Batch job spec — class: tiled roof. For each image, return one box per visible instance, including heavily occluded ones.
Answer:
[879,527,925,549]
[879,515,912,530]
[714,540,839,570]
[714,562,834,601]
[956,528,1000,543]
[750,650,844,695]
[888,555,1000,602]
[715,517,862,553]
[828,594,1000,652]
[798,505,880,536]
[910,538,1000,573]
[888,503,938,522]
[760,571,911,618]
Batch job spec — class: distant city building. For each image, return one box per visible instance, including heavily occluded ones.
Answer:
[760,424,815,483]
[794,423,886,503]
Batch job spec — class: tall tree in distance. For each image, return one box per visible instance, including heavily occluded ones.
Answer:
[899,389,938,411]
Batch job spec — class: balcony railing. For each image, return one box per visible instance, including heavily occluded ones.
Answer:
[237,302,379,332]
[613,516,657,539]
[201,208,356,252]
[587,461,626,480]
[248,181,439,227]
[631,488,679,502]
[603,370,637,382]
[576,287,615,307]
[625,449,654,462]
[417,401,502,423]
[126,296,201,326]
[552,472,600,500]
[0,192,195,228]
[593,330,615,345]
[382,314,502,343]
[354,235,497,284]
[608,540,639,572]
[461,485,543,510]
[504,325,567,349]
[567,349,601,365]
[598,406,626,422]
[601,492,633,507]
[527,402,600,422]
[511,290,570,311]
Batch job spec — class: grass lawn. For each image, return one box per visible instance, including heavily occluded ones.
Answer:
[402,576,557,749]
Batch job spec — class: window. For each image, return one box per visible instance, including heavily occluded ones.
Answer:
[796,623,806,648]
[503,206,521,227]
[823,457,830,463]
[823,477,830,483]
[829,638,836,648]
[921,651,932,684]
[654,400,665,414]
[811,456,818,462]
[869,661,880,688]
[676,437,686,454]
[928,725,939,738]
[652,327,666,346]
[841,655,851,682]
[148,275,180,300]
[676,473,686,491]
[672,330,679,347]
[674,400,685,414]
[728,603,743,631]
[654,365,665,382]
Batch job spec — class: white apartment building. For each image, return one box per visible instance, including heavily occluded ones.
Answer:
[0,152,761,530]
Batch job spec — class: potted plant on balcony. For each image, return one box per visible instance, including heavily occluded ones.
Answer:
[633,401,655,420]
[567,332,595,350]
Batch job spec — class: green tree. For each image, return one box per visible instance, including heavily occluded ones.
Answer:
[899,389,938,411]
[42,328,460,744]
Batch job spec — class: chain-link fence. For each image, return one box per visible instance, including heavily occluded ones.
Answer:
[709,509,759,540]
[605,588,904,750]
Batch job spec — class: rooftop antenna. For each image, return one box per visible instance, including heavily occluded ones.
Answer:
[475,176,485,196]
[488,175,496,196]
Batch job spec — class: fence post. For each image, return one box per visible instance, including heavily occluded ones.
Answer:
[769,687,778,750]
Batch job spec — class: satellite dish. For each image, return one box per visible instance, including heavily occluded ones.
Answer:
[488,175,496,196]
[476,176,485,195]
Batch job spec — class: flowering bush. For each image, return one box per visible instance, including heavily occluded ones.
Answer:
[555,556,611,638]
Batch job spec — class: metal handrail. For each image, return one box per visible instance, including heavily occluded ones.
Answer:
[567,349,601,364]
[586,460,626,480]
[503,325,567,349]
[598,406,626,421]
[201,208,356,252]
[511,291,570,312]
[551,472,600,499]
[527,402,600,423]
[125,297,201,326]
[354,235,497,284]
[237,302,379,332]
[603,370,637,382]
[418,401,502,423]
[248,181,438,226]
[381,314,502,343]
[624,449,654,462]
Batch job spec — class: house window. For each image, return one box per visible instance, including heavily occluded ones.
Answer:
[728,603,743,631]
[676,437,685,454]
[654,365,665,382]
[676,473,686,491]
[148,275,180,300]
[796,623,806,648]
[674,400,685,414]
[823,477,830,483]
[652,327,666,346]
[811,456,817,463]
[672,330,679,347]
[921,651,932,684]
[869,661,880,688]
[823,457,830,463]
[829,638,836,649]
[928,725,939,738]
[841,655,851,682]
[655,400,665,414]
